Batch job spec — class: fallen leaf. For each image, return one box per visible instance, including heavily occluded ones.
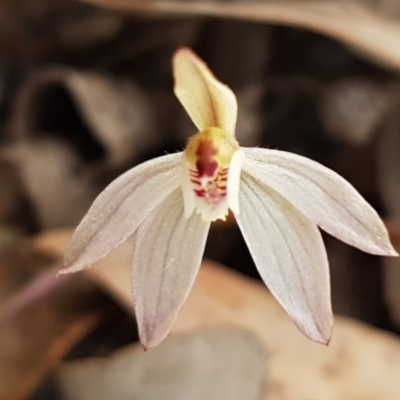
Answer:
[57,326,268,400]
[0,241,111,400]
[5,138,98,228]
[6,67,158,228]
[0,0,123,60]
[86,0,400,72]
[377,117,400,328]
[34,229,400,400]
[0,236,55,303]
[12,68,156,167]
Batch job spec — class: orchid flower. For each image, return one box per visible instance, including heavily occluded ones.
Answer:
[60,47,397,349]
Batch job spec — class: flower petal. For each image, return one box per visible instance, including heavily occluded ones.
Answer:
[60,152,182,274]
[173,47,237,135]
[235,173,333,344]
[243,147,397,256]
[132,188,210,349]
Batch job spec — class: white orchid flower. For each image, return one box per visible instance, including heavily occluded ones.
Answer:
[60,47,397,349]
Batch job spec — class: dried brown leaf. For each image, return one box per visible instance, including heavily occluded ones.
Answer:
[7,68,158,228]
[0,238,109,400]
[13,68,155,167]
[34,229,400,399]
[0,0,123,60]
[86,0,400,71]
[57,326,268,400]
[378,119,400,328]
[0,236,55,303]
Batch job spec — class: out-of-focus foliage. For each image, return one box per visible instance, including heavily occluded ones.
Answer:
[0,0,400,399]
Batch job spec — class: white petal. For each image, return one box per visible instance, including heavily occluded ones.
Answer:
[235,173,333,344]
[61,152,182,274]
[243,147,397,256]
[227,148,245,215]
[132,188,210,349]
[173,47,237,135]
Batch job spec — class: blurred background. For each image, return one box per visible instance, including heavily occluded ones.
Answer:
[1,1,400,399]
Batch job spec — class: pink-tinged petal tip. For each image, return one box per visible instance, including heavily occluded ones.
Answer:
[137,312,176,350]
[60,153,182,276]
[132,189,210,349]
[235,173,333,345]
[243,147,397,257]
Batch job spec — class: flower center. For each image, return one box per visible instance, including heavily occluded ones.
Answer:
[181,127,240,222]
